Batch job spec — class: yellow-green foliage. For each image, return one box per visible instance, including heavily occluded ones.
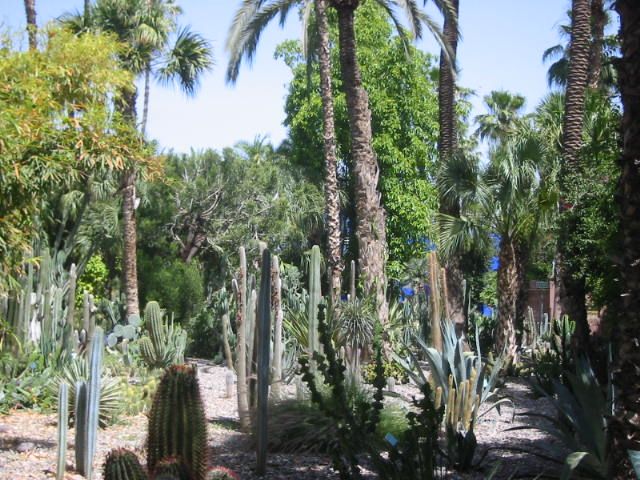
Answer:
[119,375,159,417]
[0,27,151,291]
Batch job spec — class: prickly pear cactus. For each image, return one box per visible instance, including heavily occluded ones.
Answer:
[147,365,208,480]
[102,449,146,480]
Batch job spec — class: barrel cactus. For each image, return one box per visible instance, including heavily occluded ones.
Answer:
[102,449,146,480]
[150,456,190,480]
[205,466,240,480]
[147,365,208,480]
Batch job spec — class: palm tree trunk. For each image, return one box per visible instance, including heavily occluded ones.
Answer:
[119,88,140,318]
[141,66,151,138]
[332,0,388,323]
[557,0,590,341]
[316,0,343,303]
[609,3,640,477]
[496,238,518,362]
[514,241,529,348]
[23,0,37,50]
[588,0,606,89]
[438,0,465,332]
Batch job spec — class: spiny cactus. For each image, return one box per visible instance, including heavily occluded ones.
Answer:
[307,245,322,360]
[147,365,208,480]
[232,247,250,430]
[205,466,240,480]
[75,327,104,480]
[139,302,187,369]
[102,449,146,480]
[150,456,190,480]
[56,382,69,480]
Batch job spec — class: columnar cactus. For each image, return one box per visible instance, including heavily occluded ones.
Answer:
[75,327,104,480]
[428,251,442,351]
[270,255,283,399]
[56,382,69,480]
[147,365,208,480]
[138,302,187,369]
[256,249,271,475]
[307,245,322,359]
[232,247,250,430]
[102,449,146,480]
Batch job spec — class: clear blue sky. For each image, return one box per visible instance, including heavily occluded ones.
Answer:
[2,1,573,153]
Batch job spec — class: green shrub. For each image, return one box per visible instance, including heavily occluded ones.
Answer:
[363,359,409,384]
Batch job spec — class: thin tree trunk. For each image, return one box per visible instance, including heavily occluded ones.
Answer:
[557,0,591,341]
[588,0,606,89]
[332,1,388,323]
[609,3,640,478]
[496,239,518,363]
[438,0,465,332]
[316,0,343,303]
[141,66,151,137]
[119,88,140,318]
[23,0,37,50]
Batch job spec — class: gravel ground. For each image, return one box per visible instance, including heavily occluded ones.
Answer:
[0,359,565,479]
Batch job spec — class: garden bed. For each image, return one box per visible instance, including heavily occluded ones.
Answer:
[0,360,564,479]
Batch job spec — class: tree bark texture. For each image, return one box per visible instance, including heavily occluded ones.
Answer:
[557,0,591,334]
[514,241,530,348]
[316,0,344,302]
[588,0,606,89]
[438,0,465,331]
[496,239,518,362]
[332,0,388,323]
[610,2,640,477]
[23,0,37,50]
[119,88,140,318]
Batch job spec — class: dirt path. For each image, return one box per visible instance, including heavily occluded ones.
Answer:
[0,360,563,479]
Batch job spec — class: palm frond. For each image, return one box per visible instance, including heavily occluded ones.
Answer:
[158,27,213,95]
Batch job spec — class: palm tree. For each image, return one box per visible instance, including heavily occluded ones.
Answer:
[474,90,527,143]
[556,0,591,345]
[609,2,640,477]
[23,0,37,50]
[439,124,548,362]
[62,0,212,317]
[227,0,450,315]
[436,0,464,333]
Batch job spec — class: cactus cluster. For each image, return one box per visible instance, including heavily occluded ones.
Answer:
[106,313,141,348]
[101,364,239,480]
[138,302,187,369]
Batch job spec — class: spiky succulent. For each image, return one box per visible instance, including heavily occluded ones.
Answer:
[151,456,190,480]
[102,448,146,480]
[205,466,240,480]
[147,364,208,480]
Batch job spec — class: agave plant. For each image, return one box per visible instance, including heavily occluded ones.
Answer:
[510,356,609,479]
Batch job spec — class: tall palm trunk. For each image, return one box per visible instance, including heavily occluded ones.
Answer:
[514,241,529,348]
[119,88,140,317]
[438,0,465,332]
[609,2,640,477]
[23,0,37,50]
[557,0,590,345]
[331,0,388,323]
[496,238,518,361]
[316,0,343,303]
[588,0,606,89]
[141,66,151,137]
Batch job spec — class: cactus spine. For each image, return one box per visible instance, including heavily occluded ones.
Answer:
[56,382,69,480]
[75,326,104,479]
[256,249,272,476]
[102,449,146,480]
[270,255,283,399]
[151,456,190,480]
[307,246,322,359]
[233,246,250,430]
[147,365,208,480]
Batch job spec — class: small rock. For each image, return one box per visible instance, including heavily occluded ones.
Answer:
[16,441,35,453]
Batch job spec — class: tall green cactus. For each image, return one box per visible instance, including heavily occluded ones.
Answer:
[138,302,187,369]
[151,456,190,480]
[102,449,146,480]
[232,247,250,430]
[307,245,322,359]
[56,382,69,480]
[256,249,271,475]
[75,327,104,480]
[147,364,208,480]
[270,255,283,399]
